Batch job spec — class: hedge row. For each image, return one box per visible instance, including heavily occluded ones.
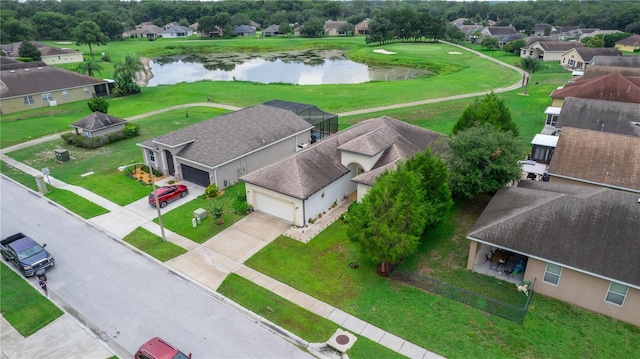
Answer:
[61,124,139,149]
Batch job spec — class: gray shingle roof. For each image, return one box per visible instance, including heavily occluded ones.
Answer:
[0,62,108,99]
[70,112,126,131]
[146,104,313,168]
[532,41,583,52]
[241,116,444,199]
[570,47,622,62]
[547,127,640,192]
[556,97,640,136]
[590,56,640,68]
[468,181,640,287]
[616,34,640,47]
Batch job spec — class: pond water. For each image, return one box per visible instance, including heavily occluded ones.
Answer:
[146,50,431,86]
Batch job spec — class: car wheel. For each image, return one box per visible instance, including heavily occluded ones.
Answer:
[181,191,188,197]
[160,201,168,208]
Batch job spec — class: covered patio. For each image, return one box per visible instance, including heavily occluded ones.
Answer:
[472,243,528,285]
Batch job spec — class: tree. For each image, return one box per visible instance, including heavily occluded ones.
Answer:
[452,93,519,136]
[87,97,109,113]
[279,22,292,36]
[480,36,500,50]
[113,56,144,96]
[0,18,37,43]
[18,41,41,61]
[347,163,427,275]
[72,21,109,59]
[339,22,355,36]
[76,59,104,78]
[197,16,216,36]
[91,10,123,40]
[32,11,70,40]
[584,36,605,48]
[404,149,453,230]
[300,17,325,38]
[441,124,526,200]
[520,57,544,95]
[503,39,526,54]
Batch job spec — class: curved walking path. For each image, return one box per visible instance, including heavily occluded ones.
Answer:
[1,47,526,359]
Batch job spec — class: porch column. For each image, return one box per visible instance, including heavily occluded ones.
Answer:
[466,241,478,270]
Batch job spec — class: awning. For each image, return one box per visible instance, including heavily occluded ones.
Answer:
[531,134,559,147]
[544,106,562,115]
[520,160,548,175]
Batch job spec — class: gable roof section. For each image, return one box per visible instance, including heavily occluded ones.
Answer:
[485,26,516,35]
[468,181,640,288]
[0,62,107,99]
[532,41,582,52]
[70,112,126,131]
[241,117,443,199]
[547,127,640,192]
[568,47,622,62]
[590,55,640,68]
[233,25,256,33]
[551,73,640,103]
[163,25,191,34]
[324,20,347,31]
[262,24,280,33]
[145,104,312,168]
[556,97,640,136]
[616,34,640,46]
[581,65,640,85]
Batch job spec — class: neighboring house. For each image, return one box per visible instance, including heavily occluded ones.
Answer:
[137,104,314,188]
[546,127,640,193]
[233,25,256,36]
[189,22,199,35]
[162,25,193,38]
[131,23,163,38]
[262,25,282,37]
[249,20,261,29]
[553,97,640,137]
[240,116,444,227]
[459,25,484,41]
[549,73,640,106]
[520,134,558,180]
[481,26,516,42]
[466,180,640,327]
[615,34,640,52]
[578,29,621,41]
[451,18,469,27]
[499,33,524,48]
[589,55,640,68]
[1,42,83,65]
[560,47,622,70]
[531,23,556,36]
[163,22,179,30]
[579,65,640,85]
[520,41,583,61]
[69,112,126,138]
[324,20,348,36]
[354,19,369,35]
[0,60,111,115]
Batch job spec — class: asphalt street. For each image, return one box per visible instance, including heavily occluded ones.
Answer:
[0,177,313,359]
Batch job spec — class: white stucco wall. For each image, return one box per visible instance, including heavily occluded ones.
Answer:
[341,151,383,171]
[303,173,354,225]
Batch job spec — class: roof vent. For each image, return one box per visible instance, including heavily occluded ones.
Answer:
[37,67,43,70]
[24,68,29,71]
[9,70,15,73]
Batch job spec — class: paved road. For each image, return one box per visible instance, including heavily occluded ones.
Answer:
[0,178,313,359]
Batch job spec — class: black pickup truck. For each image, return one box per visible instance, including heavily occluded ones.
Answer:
[1,233,55,277]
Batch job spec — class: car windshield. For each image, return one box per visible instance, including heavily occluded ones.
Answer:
[173,353,190,359]
[17,245,44,260]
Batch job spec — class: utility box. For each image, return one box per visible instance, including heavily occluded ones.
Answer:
[55,149,70,163]
[193,208,208,220]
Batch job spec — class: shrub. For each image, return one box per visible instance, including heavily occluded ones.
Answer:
[60,124,139,149]
[87,97,109,113]
[101,54,111,62]
[204,183,219,198]
[140,165,162,177]
[212,204,224,218]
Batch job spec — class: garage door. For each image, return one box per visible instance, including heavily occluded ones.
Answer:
[181,164,210,187]
[254,192,294,223]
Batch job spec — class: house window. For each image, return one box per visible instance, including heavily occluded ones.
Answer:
[546,114,558,127]
[23,96,35,105]
[149,149,156,162]
[84,132,92,138]
[543,263,562,285]
[63,90,69,99]
[605,282,628,306]
[41,93,54,102]
[532,146,554,162]
[84,87,90,95]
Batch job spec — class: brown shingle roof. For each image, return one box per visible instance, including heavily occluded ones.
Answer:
[241,116,444,199]
[547,127,640,192]
[70,112,126,131]
[551,73,640,103]
[582,65,640,85]
[556,97,640,136]
[616,34,640,46]
[534,41,583,52]
[142,104,313,168]
[571,47,621,62]
[0,62,107,99]
[468,181,640,287]
[590,55,640,68]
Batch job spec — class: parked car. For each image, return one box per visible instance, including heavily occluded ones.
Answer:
[148,185,188,208]
[1,233,55,277]
[135,337,191,359]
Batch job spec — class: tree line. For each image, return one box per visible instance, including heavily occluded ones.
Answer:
[2,0,639,43]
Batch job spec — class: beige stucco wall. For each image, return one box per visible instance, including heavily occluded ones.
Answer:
[1,87,96,115]
[550,98,564,107]
[560,49,586,70]
[615,44,638,52]
[524,257,640,327]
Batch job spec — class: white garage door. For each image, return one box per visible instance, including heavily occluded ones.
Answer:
[254,192,294,223]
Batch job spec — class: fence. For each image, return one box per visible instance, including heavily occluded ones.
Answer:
[391,271,535,323]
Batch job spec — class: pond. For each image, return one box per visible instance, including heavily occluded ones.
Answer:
[146,50,431,86]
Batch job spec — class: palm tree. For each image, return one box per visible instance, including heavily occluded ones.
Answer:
[113,55,145,81]
[520,57,543,95]
[76,59,103,78]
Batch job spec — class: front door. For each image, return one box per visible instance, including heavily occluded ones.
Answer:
[165,150,175,176]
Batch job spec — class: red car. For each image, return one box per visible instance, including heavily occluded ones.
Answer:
[135,337,191,359]
[148,185,188,208]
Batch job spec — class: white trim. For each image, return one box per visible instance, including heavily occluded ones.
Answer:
[605,282,629,307]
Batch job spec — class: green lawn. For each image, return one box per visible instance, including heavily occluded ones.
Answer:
[158,182,248,243]
[0,162,39,192]
[122,227,187,262]
[44,187,109,219]
[242,199,640,359]
[218,274,405,359]
[0,262,63,337]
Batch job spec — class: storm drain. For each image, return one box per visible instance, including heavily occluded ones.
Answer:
[326,329,357,353]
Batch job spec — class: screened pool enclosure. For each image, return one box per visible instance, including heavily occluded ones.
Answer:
[264,100,338,143]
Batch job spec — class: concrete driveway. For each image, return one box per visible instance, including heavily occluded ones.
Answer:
[166,212,291,290]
